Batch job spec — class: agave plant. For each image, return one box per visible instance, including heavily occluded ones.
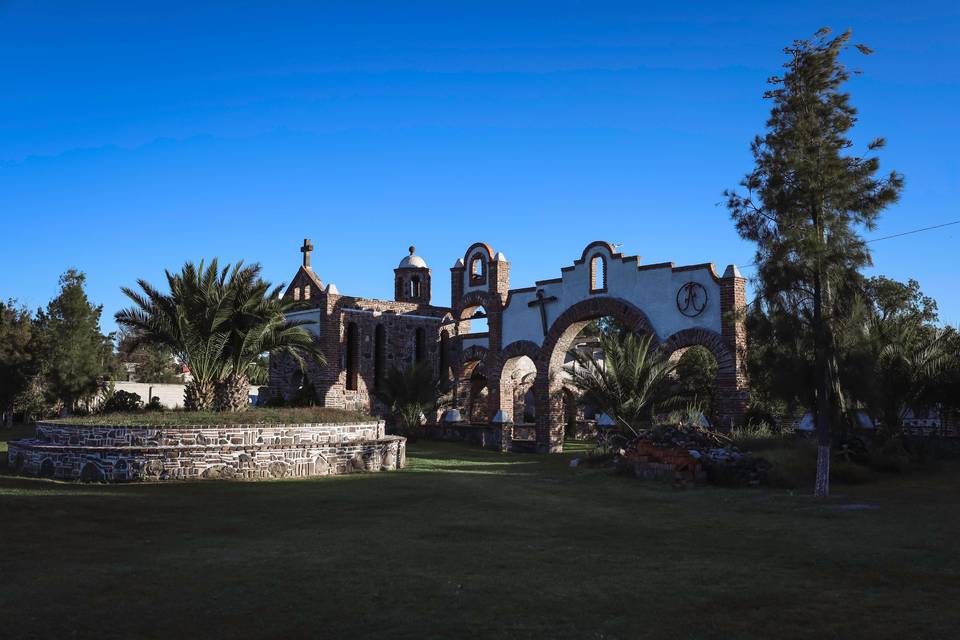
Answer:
[213,263,325,411]
[116,260,324,412]
[565,331,681,436]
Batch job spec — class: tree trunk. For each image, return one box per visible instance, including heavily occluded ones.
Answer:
[2,402,13,429]
[214,373,250,413]
[813,269,831,498]
[184,380,215,411]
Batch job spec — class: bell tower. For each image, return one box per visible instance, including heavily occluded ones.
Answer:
[394,246,432,305]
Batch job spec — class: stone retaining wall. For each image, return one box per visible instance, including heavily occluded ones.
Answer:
[8,421,404,482]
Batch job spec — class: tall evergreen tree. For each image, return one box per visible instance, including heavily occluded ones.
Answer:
[725,29,903,496]
[0,300,40,427]
[36,270,115,414]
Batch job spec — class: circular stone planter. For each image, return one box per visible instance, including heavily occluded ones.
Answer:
[8,421,405,482]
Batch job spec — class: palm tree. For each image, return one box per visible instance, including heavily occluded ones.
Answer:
[213,263,325,411]
[116,260,233,410]
[869,321,953,438]
[374,362,450,437]
[566,331,681,436]
[116,260,324,412]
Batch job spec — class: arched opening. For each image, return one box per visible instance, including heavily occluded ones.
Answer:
[39,458,55,479]
[80,463,103,483]
[414,327,427,364]
[374,324,386,389]
[668,345,720,427]
[555,316,644,439]
[303,285,311,300]
[460,305,488,336]
[463,360,489,423]
[469,255,487,285]
[590,255,607,293]
[499,355,538,425]
[535,298,658,453]
[409,276,421,299]
[345,322,359,391]
[661,328,739,428]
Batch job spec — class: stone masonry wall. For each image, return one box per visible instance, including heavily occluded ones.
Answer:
[8,421,405,482]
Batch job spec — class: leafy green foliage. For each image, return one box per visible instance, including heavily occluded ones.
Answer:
[725,29,903,495]
[100,388,144,413]
[374,362,450,437]
[0,300,41,426]
[115,259,325,411]
[674,346,718,420]
[566,331,681,436]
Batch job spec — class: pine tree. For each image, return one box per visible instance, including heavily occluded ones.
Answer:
[36,270,114,414]
[725,29,903,496]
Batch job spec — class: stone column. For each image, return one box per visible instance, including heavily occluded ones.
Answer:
[718,265,749,427]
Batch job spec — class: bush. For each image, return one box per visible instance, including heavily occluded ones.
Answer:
[145,396,165,412]
[101,389,143,413]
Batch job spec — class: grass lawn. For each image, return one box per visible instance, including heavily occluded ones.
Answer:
[1,431,958,639]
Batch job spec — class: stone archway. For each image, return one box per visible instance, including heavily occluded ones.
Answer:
[662,328,746,428]
[454,344,489,423]
[533,297,659,453]
[490,340,541,423]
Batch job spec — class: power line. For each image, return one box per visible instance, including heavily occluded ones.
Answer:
[866,219,960,244]
[738,218,960,271]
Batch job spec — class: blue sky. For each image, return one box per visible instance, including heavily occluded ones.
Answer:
[1,1,958,332]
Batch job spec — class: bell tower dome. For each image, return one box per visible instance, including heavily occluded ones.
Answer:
[394,246,432,304]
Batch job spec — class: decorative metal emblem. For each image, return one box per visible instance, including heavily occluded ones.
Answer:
[676,282,708,317]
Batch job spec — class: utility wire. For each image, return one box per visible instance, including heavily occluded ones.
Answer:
[739,218,960,271]
[739,218,960,307]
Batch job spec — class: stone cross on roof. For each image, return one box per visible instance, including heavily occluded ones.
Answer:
[301,238,314,269]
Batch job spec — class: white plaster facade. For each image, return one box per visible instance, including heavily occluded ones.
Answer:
[500,243,724,348]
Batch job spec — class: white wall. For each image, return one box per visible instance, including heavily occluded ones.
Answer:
[501,244,726,348]
[107,382,260,409]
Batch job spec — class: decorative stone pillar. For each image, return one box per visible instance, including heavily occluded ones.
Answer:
[491,410,513,452]
[718,265,749,427]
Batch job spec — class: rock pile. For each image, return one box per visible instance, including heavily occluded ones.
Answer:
[618,424,771,486]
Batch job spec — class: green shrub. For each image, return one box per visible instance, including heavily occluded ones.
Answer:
[101,389,143,413]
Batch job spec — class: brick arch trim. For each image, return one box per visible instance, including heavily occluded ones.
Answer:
[455,290,502,318]
[531,296,660,453]
[534,296,659,379]
[491,340,541,381]
[660,328,734,376]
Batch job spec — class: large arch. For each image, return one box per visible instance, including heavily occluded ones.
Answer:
[662,328,746,428]
[532,297,659,453]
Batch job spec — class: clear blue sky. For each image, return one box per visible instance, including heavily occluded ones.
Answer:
[2,1,958,333]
